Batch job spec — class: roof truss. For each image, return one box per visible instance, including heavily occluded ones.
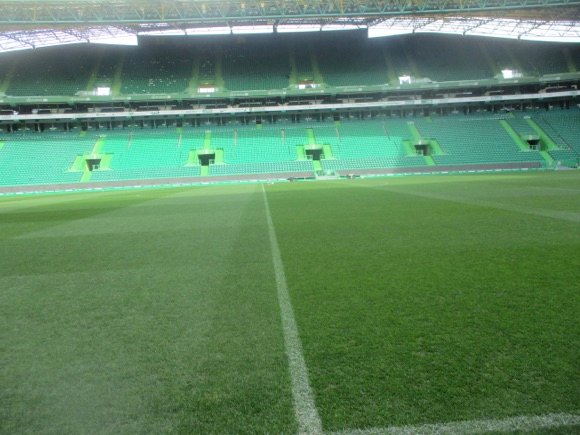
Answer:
[0,0,579,25]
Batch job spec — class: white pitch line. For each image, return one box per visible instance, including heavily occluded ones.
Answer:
[331,412,580,435]
[262,183,578,435]
[262,184,323,435]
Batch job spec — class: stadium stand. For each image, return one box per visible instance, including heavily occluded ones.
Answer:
[5,46,97,96]
[120,42,192,94]
[511,41,572,76]
[401,35,494,82]
[0,30,578,190]
[2,108,577,189]
[1,34,579,97]
[223,40,291,91]
[93,47,125,96]
[316,38,389,86]
[196,49,218,88]
[506,116,538,137]
[88,130,200,181]
[414,115,546,166]
[0,133,94,186]
[534,109,580,153]
[531,108,580,165]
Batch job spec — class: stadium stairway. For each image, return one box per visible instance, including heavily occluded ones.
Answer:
[531,110,580,166]
[415,115,545,167]
[501,114,579,167]
[479,41,501,77]
[85,50,104,94]
[187,56,201,93]
[505,46,525,75]
[307,128,316,145]
[68,135,111,183]
[111,53,125,97]
[1,35,579,99]
[525,118,570,166]
[309,45,325,86]
[0,62,17,94]
[401,42,422,80]
[214,49,225,91]
[1,111,578,191]
[383,48,400,86]
[563,48,577,73]
[405,122,439,166]
[500,120,532,151]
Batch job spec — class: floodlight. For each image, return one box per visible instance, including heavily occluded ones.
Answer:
[321,24,364,32]
[231,25,273,35]
[368,25,413,38]
[0,38,32,52]
[521,35,580,43]
[185,27,231,36]
[277,24,321,33]
[368,17,580,42]
[89,34,138,45]
[138,29,185,36]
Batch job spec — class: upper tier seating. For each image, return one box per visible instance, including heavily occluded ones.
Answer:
[5,46,97,96]
[223,42,290,91]
[401,35,493,82]
[2,34,578,97]
[317,39,389,86]
[120,45,192,94]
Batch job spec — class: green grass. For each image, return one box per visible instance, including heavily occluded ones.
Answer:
[1,172,579,433]
[0,187,295,434]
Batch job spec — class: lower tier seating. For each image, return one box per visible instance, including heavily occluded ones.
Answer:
[0,109,577,189]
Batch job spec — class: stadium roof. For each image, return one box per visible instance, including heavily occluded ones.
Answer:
[0,0,579,52]
[1,0,579,24]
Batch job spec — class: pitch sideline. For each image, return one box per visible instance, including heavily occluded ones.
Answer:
[262,183,578,435]
[262,184,323,434]
[331,412,580,434]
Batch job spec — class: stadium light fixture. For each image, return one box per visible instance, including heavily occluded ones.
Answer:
[0,29,86,52]
[137,23,185,36]
[138,29,185,36]
[276,24,321,33]
[185,27,231,36]
[231,25,273,35]
[89,34,138,45]
[520,21,580,42]
[321,24,365,32]
[0,45,28,53]
[368,27,412,38]
[522,35,580,42]
[466,18,531,39]
[0,38,31,52]
[368,17,580,42]
[413,19,470,36]
[368,18,421,38]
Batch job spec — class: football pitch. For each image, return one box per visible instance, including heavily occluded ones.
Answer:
[1,171,579,434]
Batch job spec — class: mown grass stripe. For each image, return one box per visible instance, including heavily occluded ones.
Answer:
[331,412,580,435]
[262,184,323,435]
[372,184,580,223]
